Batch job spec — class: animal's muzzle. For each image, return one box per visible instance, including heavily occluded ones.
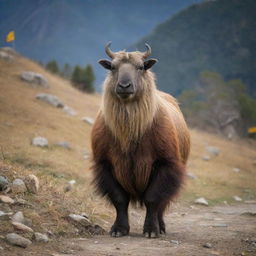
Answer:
[116,82,134,98]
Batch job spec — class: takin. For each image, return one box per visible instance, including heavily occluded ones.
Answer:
[91,42,190,238]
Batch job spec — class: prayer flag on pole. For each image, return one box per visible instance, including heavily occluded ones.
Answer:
[6,31,15,42]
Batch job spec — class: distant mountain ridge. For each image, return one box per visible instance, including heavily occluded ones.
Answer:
[0,0,202,88]
[135,0,256,97]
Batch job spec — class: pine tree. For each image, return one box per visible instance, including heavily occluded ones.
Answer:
[71,64,95,93]
[61,63,73,79]
[81,64,95,93]
[71,65,82,86]
[46,60,59,74]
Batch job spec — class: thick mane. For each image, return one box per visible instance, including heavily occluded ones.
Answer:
[102,71,158,151]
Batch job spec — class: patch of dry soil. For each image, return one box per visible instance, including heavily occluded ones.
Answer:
[2,203,256,256]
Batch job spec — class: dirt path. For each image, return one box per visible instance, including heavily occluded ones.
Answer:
[3,203,256,256]
[49,203,256,256]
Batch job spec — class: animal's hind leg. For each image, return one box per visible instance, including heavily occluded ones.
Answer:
[158,200,169,234]
[93,161,130,237]
[143,161,184,238]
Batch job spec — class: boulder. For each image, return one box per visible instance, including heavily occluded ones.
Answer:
[36,93,64,108]
[32,137,48,147]
[24,174,39,194]
[12,179,27,193]
[20,71,49,88]
[6,233,32,248]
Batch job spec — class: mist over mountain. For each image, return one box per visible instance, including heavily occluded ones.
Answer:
[0,0,202,88]
[135,0,256,97]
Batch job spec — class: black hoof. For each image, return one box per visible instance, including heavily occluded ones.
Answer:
[110,223,129,237]
[143,221,159,238]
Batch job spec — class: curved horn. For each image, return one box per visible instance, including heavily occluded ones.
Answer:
[143,43,152,58]
[105,42,115,59]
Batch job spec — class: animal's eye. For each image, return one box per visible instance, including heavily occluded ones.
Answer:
[138,66,144,70]
[111,65,116,71]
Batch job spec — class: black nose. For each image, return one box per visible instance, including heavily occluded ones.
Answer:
[118,82,132,89]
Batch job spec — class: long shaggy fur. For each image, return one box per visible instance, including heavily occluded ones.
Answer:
[91,50,190,203]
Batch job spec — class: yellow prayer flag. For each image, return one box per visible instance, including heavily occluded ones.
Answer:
[6,31,15,42]
[248,127,256,134]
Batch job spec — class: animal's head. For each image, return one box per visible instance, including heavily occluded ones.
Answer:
[98,42,158,101]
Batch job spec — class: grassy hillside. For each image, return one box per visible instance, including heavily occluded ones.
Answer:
[0,50,100,178]
[135,0,256,97]
[0,49,256,252]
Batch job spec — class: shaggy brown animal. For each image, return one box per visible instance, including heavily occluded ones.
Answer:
[91,43,190,238]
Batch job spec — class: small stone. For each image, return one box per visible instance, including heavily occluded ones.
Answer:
[55,141,71,150]
[233,196,242,202]
[0,176,9,191]
[12,211,25,223]
[63,105,77,116]
[194,197,209,206]
[187,172,197,179]
[0,246,3,250]
[202,155,211,161]
[24,174,39,194]
[36,93,64,108]
[68,180,76,185]
[12,179,27,193]
[82,117,95,125]
[0,195,14,204]
[233,168,240,173]
[170,240,180,245]
[203,242,212,248]
[68,214,89,222]
[12,222,33,233]
[206,146,220,156]
[6,233,32,248]
[34,232,49,242]
[32,137,48,147]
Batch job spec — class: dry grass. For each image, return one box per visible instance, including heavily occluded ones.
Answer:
[0,54,100,178]
[0,51,255,233]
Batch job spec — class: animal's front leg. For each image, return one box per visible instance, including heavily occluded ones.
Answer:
[143,160,184,238]
[110,195,130,237]
[93,161,130,237]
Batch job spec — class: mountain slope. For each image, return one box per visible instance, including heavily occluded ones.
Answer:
[135,0,256,97]
[0,0,203,88]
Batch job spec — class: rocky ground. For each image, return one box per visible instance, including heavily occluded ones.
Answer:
[1,203,256,256]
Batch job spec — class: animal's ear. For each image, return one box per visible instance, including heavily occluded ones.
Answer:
[98,59,112,70]
[144,58,158,70]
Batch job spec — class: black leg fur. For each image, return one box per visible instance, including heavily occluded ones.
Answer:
[143,160,184,238]
[93,161,130,237]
